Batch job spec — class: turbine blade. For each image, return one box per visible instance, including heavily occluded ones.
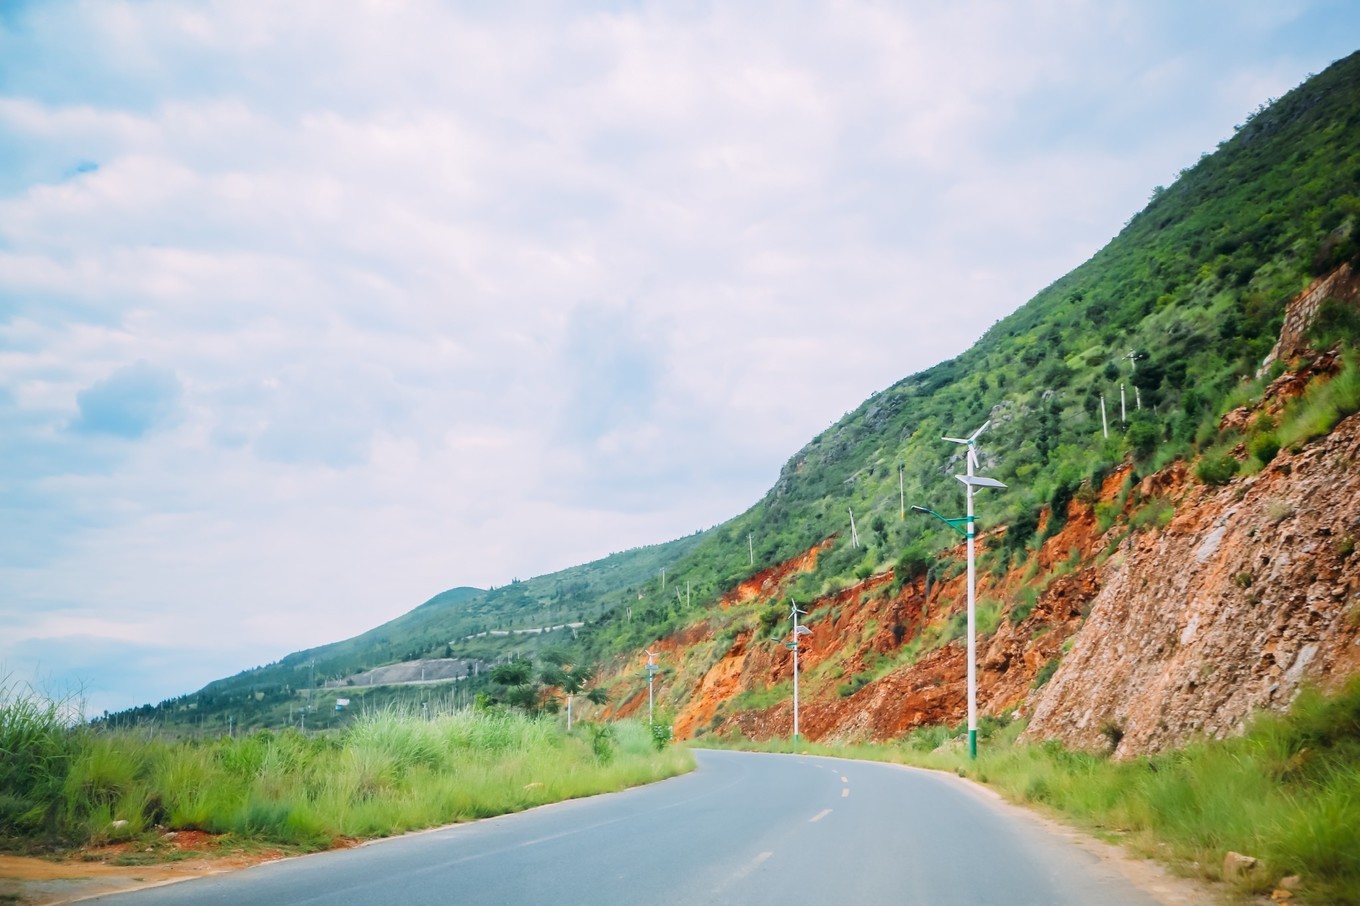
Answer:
[968,420,992,442]
[942,436,970,445]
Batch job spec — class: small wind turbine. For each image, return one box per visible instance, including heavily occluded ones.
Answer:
[943,419,991,477]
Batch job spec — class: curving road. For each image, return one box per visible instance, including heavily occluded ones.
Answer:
[93,749,1176,905]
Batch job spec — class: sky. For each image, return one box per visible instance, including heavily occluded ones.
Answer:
[3,1,1359,717]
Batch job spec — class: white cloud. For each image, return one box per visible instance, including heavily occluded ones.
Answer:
[2,0,1358,711]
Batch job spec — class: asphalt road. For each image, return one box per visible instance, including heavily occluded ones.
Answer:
[93,749,1169,905]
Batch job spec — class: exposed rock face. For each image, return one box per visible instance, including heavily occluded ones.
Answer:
[1263,262,1360,372]
[1024,413,1360,755]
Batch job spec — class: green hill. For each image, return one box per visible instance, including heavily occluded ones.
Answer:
[574,48,1360,663]
[109,533,708,731]
[113,48,1360,734]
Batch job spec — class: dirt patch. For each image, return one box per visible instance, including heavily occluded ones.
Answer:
[0,833,294,905]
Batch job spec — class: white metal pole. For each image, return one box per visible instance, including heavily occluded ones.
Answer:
[961,437,979,759]
[1120,383,1127,424]
[749,533,754,566]
[965,480,978,760]
[792,616,800,743]
[1101,395,1108,438]
[900,465,906,520]
[646,649,656,725]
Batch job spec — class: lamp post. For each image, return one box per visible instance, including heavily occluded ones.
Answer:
[645,649,658,725]
[911,420,1007,759]
[775,599,812,743]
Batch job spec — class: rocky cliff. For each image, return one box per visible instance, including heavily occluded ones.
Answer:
[1025,410,1360,754]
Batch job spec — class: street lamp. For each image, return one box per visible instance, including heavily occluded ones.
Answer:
[644,649,659,725]
[774,599,812,743]
[911,420,1007,759]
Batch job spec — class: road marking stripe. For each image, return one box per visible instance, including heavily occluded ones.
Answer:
[810,808,832,822]
[723,850,775,887]
[841,776,848,782]
[842,788,849,798]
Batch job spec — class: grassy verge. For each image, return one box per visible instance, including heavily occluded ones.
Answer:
[1,683,692,855]
[701,677,1360,905]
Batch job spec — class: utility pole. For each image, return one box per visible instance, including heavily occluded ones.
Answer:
[1101,395,1108,438]
[900,465,906,520]
[848,508,860,548]
[749,533,754,566]
[1120,383,1127,424]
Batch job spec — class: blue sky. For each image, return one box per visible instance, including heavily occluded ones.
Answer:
[3,1,1358,716]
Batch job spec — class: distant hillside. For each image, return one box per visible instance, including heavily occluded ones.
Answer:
[118,49,1360,742]
[108,533,708,731]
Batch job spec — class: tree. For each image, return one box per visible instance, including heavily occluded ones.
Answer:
[538,650,605,730]
[1125,413,1160,460]
[490,661,532,686]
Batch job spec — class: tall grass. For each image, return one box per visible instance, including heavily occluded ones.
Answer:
[0,690,692,853]
[1278,350,1360,450]
[0,678,78,840]
[703,677,1360,905]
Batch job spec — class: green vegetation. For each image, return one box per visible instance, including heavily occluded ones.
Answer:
[1278,350,1360,449]
[2,680,690,852]
[706,677,1360,905]
[732,681,791,711]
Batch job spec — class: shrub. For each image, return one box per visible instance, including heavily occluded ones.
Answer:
[1305,297,1360,351]
[587,723,615,763]
[1008,587,1039,625]
[1032,658,1061,689]
[1196,454,1239,486]
[1125,416,1161,460]
[1248,430,1281,465]
[837,674,871,698]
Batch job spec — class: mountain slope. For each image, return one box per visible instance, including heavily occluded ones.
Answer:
[121,49,1360,745]
[584,48,1360,751]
